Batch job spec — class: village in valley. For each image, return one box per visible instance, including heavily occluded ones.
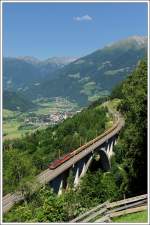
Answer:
[24,109,80,127]
[24,97,81,127]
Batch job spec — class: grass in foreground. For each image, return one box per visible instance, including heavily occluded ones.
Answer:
[112,210,148,223]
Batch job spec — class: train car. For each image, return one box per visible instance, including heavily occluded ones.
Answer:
[48,152,73,169]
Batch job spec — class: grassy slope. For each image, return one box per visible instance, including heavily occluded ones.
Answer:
[101,98,121,129]
[112,210,148,223]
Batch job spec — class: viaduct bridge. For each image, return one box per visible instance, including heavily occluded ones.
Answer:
[3,112,124,214]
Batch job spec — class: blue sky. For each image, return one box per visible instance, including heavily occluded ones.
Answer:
[3,3,148,59]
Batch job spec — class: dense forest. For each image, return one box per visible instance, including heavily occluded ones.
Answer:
[3,59,147,222]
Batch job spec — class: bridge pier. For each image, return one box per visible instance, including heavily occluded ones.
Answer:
[73,154,93,187]
[50,169,69,195]
[108,141,114,158]
[74,167,79,187]
[58,179,63,196]
[80,155,93,178]
[106,137,117,158]
[80,162,86,178]
[114,137,117,146]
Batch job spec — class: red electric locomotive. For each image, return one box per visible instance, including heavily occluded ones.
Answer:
[48,152,73,169]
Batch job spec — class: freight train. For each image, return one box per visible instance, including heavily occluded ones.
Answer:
[48,113,122,170]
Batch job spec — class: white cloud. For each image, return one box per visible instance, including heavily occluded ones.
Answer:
[73,15,93,22]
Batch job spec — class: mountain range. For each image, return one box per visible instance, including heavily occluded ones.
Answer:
[3,35,147,108]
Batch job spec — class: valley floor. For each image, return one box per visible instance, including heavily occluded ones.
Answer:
[3,97,79,140]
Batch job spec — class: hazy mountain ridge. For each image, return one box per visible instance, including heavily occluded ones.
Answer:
[3,56,78,90]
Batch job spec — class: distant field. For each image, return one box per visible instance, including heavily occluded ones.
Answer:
[3,115,33,140]
[34,98,78,115]
[3,121,26,140]
[3,109,20,119]
[112,210,148,223]
[3,109,23,139]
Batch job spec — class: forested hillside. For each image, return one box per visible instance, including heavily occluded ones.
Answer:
[3,59,147,222]
[113,59,147,195]
[3,90,36,112]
